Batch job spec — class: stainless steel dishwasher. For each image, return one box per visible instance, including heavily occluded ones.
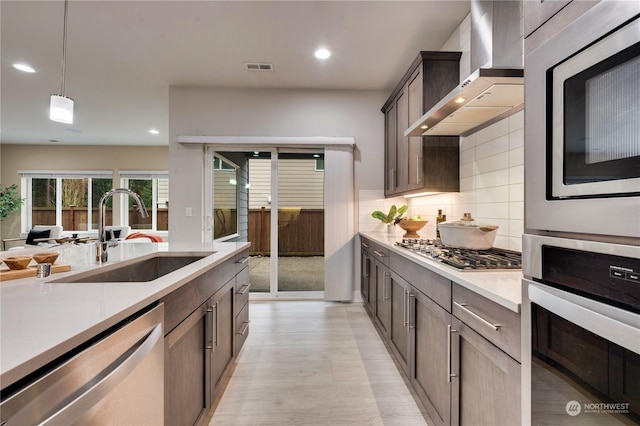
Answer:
[0,303,164,425]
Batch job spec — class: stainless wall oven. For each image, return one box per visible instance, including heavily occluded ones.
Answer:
[522,234,640,425]
[525,1,640,239]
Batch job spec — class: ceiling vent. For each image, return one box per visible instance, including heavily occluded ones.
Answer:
[245,62,273,71]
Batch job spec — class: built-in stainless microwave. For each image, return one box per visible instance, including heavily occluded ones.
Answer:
[526,1,640,239]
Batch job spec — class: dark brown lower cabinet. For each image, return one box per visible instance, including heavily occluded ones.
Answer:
[389,271,411,375]
[163,248,250,425]
[210,279,235,396]
[165,302,210,426]
[450,317,521,426]
[411,289,451,426]
[360,241,522,425]
[361,247,373,314]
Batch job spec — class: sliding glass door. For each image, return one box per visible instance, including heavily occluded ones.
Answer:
[276,153,324,293]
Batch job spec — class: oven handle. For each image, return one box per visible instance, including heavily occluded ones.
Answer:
[527,280,640,354]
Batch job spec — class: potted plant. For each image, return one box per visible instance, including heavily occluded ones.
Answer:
[0,184,24,220]
[371,204,407,234]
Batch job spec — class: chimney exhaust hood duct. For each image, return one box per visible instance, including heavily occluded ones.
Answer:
[406,0,524,137]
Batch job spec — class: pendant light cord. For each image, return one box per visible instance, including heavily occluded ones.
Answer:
[60,0,69,96]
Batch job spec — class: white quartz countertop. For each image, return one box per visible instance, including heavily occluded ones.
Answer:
[360,232,522,313]
[0,241,250,388]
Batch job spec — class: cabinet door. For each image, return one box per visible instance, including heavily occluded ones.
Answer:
[384,103,398,195]
[360,245,371,308]
[395,90,409,191]
[407,67,424,190]
[374,261,390,337]
[411,289,451,426]
[210,279,235,399]
[165,302,209,426]
[451,317,521,426]
[389,271,411,375]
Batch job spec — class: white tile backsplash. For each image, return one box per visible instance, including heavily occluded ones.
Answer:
[402,114,525,251]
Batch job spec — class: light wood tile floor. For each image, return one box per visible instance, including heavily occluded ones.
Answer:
[208,301,432,426]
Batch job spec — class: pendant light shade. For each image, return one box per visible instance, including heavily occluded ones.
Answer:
[50,0,74,124]
[50,94,74,124]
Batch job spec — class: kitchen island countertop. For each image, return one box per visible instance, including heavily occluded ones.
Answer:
[0,240,249,389]
[360,231,522,313]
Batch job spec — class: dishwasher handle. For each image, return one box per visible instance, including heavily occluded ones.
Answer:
[40,323,163,426]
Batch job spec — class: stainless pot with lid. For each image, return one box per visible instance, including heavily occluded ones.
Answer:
[438,213,499,250]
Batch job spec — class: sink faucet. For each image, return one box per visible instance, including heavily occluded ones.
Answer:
[97,188,149,263]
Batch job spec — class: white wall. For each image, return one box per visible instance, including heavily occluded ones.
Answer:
[168,86,387,242]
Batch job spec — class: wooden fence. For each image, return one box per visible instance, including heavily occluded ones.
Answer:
[249,208,323,256]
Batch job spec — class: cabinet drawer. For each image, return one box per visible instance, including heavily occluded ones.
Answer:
[371,243,390,266]
[234,249,250,274]
[235,303,250,356]
[390,251,451,311]
[452,284,521,362]
[360,237,374,253]
[235,268,250,314]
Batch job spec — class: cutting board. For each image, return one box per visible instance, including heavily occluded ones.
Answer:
[0,263,71,281]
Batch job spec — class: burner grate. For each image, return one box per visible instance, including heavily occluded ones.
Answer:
[395,238,521,271]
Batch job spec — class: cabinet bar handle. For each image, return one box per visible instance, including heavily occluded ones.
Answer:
[447,324,458,382]
[361,242,370,248]
[373,250,386,258]
[238,320,250,336]
[384,272,390,300]
[236,257,250,264]
[417,156,422,184]
[205,306,214,350]
[408,293,415,330]
[454,302,501,331]
[213,302,219,351]
[404,289,409,328]
[237,284,251,295]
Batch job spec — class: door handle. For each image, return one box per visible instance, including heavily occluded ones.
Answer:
[447,324,458,382]
[384,272,390,300]
[205,306,214,350]
[408,292,415,330]
[454,302,501,331]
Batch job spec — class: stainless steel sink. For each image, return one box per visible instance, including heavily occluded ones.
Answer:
[50,252,214,283]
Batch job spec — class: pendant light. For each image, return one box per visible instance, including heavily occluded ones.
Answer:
[50,0,74,124]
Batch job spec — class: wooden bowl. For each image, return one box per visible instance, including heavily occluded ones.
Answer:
[397,220,428,238]
[32,252,60,265]
[3,256,33,270]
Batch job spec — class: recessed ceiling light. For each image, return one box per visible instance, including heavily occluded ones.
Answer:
[149,129,159,135]
[455,97,466,104]
[314,48,331,59]
[421,125,428,130]
[13,63,36,73]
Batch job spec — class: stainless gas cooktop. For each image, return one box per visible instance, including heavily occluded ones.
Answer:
[395,238,521,271]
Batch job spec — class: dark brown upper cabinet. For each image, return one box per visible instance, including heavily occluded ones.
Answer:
[382,51,461,197]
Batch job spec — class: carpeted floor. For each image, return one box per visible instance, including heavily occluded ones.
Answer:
[249,256,324,292]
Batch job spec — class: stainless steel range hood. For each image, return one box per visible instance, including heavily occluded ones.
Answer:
[406,0,524,137]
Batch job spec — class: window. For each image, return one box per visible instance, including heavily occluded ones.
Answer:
[20,171,113,232]
[120,171,169,231]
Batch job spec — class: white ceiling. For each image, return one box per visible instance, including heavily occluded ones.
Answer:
[1,0,470,146]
